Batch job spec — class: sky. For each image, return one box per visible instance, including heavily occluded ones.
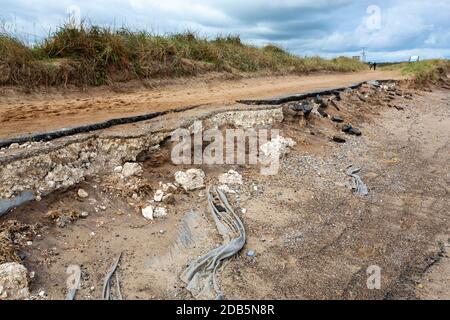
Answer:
[1,0,450,62]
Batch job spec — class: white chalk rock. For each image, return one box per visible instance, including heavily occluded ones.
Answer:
[217,184,236,194]
[153,207,167,218]
[218,169,243,185]
[142,205,154,220]
[154,190,164,202]
[142,205,167,220]
[122,162,143,178]
[0,262,30,300]
[260,135,296,157]
[162,183,178,192]
[77,188,89,198]
[174,169,205,191]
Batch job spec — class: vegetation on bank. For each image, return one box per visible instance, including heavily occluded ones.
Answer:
[381,59,450,85]
[0,24,365,87]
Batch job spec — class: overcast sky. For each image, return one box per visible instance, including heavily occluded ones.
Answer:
[1,0,449,62]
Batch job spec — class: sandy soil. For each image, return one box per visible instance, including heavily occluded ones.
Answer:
[0,70,402,140]
[1,80,448,300]
[220,88,450,299]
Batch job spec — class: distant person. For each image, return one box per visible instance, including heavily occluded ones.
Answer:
[369,62,373,70]
[373,62,377,70]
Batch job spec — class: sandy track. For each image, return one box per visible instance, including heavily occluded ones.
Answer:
[0,70,402,139]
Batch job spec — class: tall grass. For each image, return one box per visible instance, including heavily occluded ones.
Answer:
[381,59,450,85]
[0,34,33,83]
[400,59,450,85]
[0,24,366,87]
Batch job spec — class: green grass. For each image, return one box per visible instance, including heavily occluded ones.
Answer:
[0,24,366,87]
[400,59,448,75]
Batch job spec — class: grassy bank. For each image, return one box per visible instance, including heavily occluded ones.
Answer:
[0,24,365,87]
[400,59,450,85]
[381,59,450,85]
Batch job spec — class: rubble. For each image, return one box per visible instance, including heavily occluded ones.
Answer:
[142,205,168,220]
[206,108,283,128]
[154,190,164,202]
[0,77,443,299]
[0,106,282,203]
[331,115,344,123]
[367,80,380,87]
[218,170,243,185]
[380,82,397,91]
[121,162,143,178]
[356,92,368,102]
[342,124,362,136]
[77,189,89,198]
[260,135,296,158]
[162,193,175,204]
[317,108,328,118]
[218,184,237,194]
[283,101,313,120]
[161,182,178,192]
[332,135,346,143]
[8,143,19,149]
[0,262,30,300]
[154,207,168,218]
[142,205,154,220]
[56,216,72,228]
[174,169,205,191]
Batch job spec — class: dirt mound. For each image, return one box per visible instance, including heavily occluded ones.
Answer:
[408,61,450,89]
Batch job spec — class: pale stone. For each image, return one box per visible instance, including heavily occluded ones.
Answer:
[174,169,205,191]
[218,169,243,185]
[77,188,89,198]
[121,162,143,178]
[0,262,30,300]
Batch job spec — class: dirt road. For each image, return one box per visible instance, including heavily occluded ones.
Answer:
[0,70,402,139]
